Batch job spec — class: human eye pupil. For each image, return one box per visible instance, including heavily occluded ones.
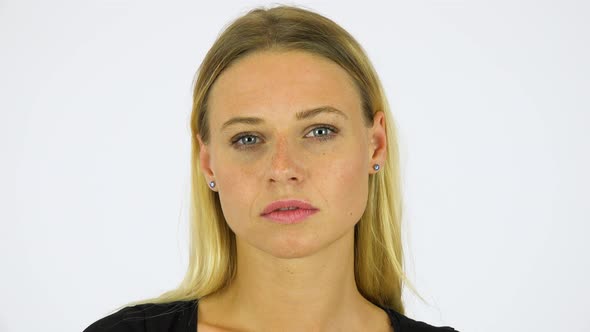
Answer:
[240,135,257,145]
[315,128,328,136]
[311,126,335,138]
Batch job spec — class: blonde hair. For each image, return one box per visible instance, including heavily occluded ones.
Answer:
[121,4,412,314]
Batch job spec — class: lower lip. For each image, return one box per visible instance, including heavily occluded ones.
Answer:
[261,209,318,224]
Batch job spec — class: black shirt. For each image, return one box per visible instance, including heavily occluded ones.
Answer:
[83,299,458,331]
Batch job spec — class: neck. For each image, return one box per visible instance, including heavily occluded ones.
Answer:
[198,229,386,332]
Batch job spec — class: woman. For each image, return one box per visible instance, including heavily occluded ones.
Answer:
[84,5,457,332]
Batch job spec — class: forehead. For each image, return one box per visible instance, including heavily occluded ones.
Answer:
[207,50,362,123]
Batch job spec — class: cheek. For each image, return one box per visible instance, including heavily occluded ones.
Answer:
[211,141,260,190]
[318,146,369,222]
[213,152,261,230]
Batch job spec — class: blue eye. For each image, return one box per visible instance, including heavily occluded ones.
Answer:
[231,125,338,150]
[235,135,259,146]
[305,126,336,140]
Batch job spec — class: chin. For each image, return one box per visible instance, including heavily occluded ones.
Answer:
[233,217,357,260]
[262,236,324,259]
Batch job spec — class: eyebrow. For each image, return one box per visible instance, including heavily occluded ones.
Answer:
[220,106,349,131]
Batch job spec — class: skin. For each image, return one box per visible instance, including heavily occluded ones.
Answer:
[197,50,390,332]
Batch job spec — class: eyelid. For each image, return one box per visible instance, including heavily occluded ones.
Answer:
[230,131,262,146]
[230,124,338,148]
[303,124,338,138]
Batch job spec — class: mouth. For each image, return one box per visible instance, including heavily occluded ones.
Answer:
[260,199,319,224]
[261,207,318,224]
[261,199,318,214]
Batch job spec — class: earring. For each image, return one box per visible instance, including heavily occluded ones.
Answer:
[209,181,216,188]
[373,164,380,171]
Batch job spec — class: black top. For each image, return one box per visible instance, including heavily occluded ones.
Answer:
[83,299,458,332]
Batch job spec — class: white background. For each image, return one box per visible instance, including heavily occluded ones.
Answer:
[1,1,589,331]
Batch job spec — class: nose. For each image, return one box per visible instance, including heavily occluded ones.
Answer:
[267,136,304,185]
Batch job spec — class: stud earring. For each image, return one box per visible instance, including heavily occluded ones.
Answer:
[373,164,380,171]
[209,181,216,188]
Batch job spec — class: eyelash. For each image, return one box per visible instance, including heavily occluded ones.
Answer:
[231,125,339,150]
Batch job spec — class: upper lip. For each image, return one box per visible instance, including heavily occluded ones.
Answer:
[261,199,318,215]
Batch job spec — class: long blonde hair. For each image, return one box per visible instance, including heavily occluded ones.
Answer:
[122,4,410,314]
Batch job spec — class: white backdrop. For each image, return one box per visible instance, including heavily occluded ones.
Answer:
[1,1,589,331]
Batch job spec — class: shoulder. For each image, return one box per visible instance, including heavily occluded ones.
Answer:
[382,307,459,332]
[83,300,197,332]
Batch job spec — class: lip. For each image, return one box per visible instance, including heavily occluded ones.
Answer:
[261,199,318,215]
[262,208,318,224]
[260,199,319,224]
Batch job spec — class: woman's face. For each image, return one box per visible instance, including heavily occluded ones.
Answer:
[199,50,386,259]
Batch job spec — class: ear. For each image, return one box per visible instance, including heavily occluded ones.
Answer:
[368,111,387,172]
[197,134,215,179]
